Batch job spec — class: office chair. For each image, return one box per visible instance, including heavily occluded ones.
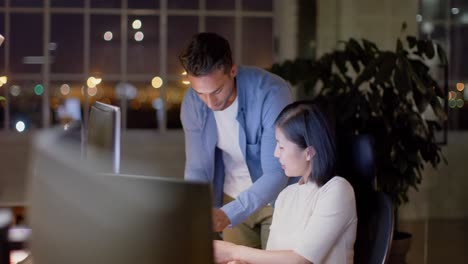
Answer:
[338,134,394,264]
[354,190,394,264]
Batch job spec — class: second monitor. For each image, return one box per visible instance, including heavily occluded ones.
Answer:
[87,101,121,174]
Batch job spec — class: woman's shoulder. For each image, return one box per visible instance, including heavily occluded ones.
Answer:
[320,176,355,197]
[276,182,301,201]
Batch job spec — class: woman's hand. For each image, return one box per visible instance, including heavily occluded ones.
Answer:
[213,240,239,263]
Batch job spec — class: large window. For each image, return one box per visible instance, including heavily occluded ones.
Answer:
[419,0,468,129]
[0,0,275,131]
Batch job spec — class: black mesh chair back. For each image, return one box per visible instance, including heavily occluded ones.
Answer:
[354,191,394,264]
[337,134,394,264]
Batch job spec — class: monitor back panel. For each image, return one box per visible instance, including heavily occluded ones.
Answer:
[29,132,213,264]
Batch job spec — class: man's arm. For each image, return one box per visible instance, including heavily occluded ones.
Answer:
[222,79,293,226]
[180,91,208,183]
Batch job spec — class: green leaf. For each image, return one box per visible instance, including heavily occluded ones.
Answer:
[407,36,417,49]
[355,57,381,87]
[375,52,396,84]
[406,60,427,94]
[409,59,430,76]
[424,40,435,59]
[430,97,447,120]
[393,59,412,94]
[401,22,407,32]
[396,39,404,53]
[334,51,348,75]
[362,39,379,56]
[432,81,445,98]
[347,38,364,54]
[346,39,363,72]
[416,40,429,58]
[436,44,448,65]
[413,89,430,113]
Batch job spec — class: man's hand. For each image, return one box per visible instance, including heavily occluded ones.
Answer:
[212,208,231,232]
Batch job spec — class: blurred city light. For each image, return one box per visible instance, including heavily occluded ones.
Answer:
[0,76,7,86]
[134,31,144,42]
[449,91,457,100]
[137,90,148,102]
[132,19,142,30]
[10,85,21,96]
[34,84,44,95]
[88,86,98,96]
[152,76,163,88]
[104,31,113,41]
[60,84,71,95]
[152,98,163,110]
[457,99,464,108]
[130,100,141,110]
[49,42,58,51]
[182,80,190,85]
[456,82,464,91]
[87,76,102,88]
[116,82,137,99]
[15,121,25,132]
[451,8,460,15]
[101,98,111,105]
[422,21,434,34]
[449,99,457,108]
[416,14,423,22]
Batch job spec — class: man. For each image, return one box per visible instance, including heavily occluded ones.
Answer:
[179,32,292,249]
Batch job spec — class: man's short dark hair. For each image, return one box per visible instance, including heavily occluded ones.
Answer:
[275,101,337,187]
[179,32,233,76]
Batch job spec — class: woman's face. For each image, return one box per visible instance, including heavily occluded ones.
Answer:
[274,127,313,179]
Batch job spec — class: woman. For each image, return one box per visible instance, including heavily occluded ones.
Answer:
[214,101,357,264]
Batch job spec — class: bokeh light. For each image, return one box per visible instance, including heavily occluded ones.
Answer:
[104,31,113,41]
[132,19,142,29]
[60,84,71,95]
[10,85,21,96]
[34,84,44,95]
[152,77,163,89]
[134,31,144,42]
[15,121,25,132]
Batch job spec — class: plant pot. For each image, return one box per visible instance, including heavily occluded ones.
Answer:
[388,231,412,264]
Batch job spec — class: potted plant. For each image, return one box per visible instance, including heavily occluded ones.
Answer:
[270,24,447,262]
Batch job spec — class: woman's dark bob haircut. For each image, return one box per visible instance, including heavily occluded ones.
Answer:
[275,101,337,187]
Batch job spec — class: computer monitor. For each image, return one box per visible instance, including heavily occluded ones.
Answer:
[28,130,214,264]
[87,101,121,174]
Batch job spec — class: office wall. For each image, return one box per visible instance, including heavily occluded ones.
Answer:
[274,0,298,62]
[400,132,468,220]
[317,0,418,56]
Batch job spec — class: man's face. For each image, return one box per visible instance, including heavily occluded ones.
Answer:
[187,65,237,111]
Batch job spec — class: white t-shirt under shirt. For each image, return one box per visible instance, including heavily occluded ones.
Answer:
[267,176,357,264]
[213,96,253,198]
